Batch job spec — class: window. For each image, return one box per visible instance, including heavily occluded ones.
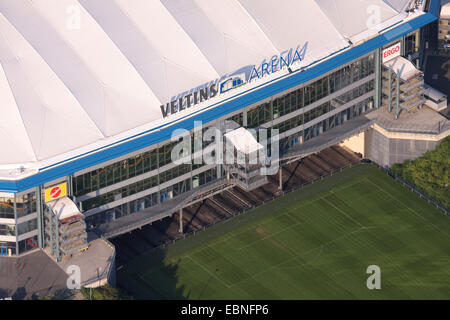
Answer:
[81,162,193,212]
[90,170,99,191]
[405,33,418,56]
[17,219,38,235]
[18,235,38,254]
[0,197,14,219]
[99,168,107,189]
[106,166,114,186]
[227,113,243,126]
[16,191,37,218]
[247,102,271,128]
[73,146,160,197]
[0,224,15,236]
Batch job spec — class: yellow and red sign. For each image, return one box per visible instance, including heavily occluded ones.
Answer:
[44,182,67,203]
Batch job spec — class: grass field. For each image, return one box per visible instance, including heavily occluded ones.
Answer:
[118,164,450,299]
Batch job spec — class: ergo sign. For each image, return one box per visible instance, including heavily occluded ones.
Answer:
[382,42,401,63]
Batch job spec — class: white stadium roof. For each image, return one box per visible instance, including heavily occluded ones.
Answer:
[441,1,450,19]
[0,0,422,178]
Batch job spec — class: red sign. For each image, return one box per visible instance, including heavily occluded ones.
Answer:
[50,186,62,199]
[383,45,400,58]
[382,43,401,62]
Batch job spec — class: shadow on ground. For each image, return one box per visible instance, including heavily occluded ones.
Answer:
[0,251,70,300]
[111,220,188,300]
[425,55,450,104]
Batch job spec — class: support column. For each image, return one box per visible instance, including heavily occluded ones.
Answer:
[14,194,19,256]
[415,31,420,53]
[55,216,61,262]
[415,30,421,68]
[396,71,400,119]
[243,109,248,127]
[279,167,283,191]
[36,186,44,249]
[179,208,183,233]
[49,213,54,256]
[400,36,406,56]
[374,48,382,109]
[157,145,161,204]
[388,70,392,113]
[216,120,222,180]
[190,134,194,190]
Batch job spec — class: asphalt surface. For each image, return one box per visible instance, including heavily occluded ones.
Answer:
[0,249,69,299]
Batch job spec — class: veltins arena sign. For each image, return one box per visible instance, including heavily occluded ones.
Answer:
[160,42,308,118]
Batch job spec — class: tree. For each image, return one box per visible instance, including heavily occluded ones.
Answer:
[80,285,133,300]
[391,136,450,209]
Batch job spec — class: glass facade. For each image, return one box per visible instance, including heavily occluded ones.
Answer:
[0,195,14,219]
[84,165,217,229]
[81,163,191,211]
[73,148,158,197]
[17,219,38,235]
[0,51,380,255]
[0,24,432,256]
[16,191,37,218]
[0,189,38,256]
[404,31,419,57]
[227,112,243,126]
[18,235,38,253]
[246,54,375,129]
[0,224,15,236]
[77,53,376,230]
[247,102,272,128]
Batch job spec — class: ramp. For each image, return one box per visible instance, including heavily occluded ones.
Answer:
[281,115,374,162]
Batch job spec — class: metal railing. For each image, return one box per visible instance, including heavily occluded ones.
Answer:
[126,158,449,257]
[104,154,449,272]
[149,160,362,252]
[100,178,235,239]
[81,238,116,289]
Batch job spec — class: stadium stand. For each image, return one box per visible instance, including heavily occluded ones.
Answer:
[110,145,362,264]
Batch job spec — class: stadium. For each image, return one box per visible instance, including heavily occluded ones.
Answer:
[0,0,449,299]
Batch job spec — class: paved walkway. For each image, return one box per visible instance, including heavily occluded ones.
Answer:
[0,249,69,299]
[57,232,115,287]
[0,233,115,299]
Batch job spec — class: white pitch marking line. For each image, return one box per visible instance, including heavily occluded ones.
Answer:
[365,178,449,237]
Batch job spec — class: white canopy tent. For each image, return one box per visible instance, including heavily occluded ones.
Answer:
[383,56,422,81]
[46,197,83,222]
[225,127,264,155]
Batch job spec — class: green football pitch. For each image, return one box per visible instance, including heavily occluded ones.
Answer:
[118,164,450,299]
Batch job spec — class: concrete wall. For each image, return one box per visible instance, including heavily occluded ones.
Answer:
[364,127,444,167]
[340,131,365,157]
[365,128,390,167]
[387,138,440,165]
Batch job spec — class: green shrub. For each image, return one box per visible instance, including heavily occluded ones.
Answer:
[391,136,450,209]
[81,285,132,300]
